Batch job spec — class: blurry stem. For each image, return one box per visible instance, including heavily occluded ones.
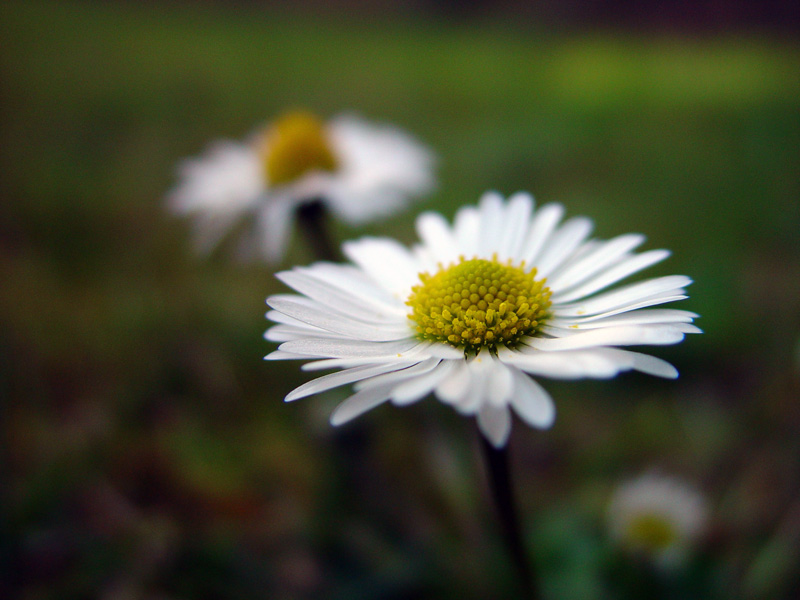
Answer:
[480,435,540,600]
[296,199,342,262]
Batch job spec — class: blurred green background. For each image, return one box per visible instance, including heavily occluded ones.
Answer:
[2,1,799,598]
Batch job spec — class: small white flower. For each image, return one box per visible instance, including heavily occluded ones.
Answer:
[608,472,708,567]
[265,192,701,447]
[168,111,435,262]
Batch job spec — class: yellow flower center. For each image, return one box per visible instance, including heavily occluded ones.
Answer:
[262,111,338,186]
[625,514,677,553]
[406,256,551,353]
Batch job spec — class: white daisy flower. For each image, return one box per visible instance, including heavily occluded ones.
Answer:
[168,111,435,262]
[265,192,701,447]
[608,472,708,567]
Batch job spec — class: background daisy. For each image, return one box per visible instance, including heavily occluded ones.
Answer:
[266,192,701,448]
[168,111,435,262]
[608,472,708,568]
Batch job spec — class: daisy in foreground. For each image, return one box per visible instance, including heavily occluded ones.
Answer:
[265,192,701,447]
[608,472,708,568]
[168,110,434,262]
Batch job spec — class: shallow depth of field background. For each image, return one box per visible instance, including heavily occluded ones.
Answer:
[2,1,799,598]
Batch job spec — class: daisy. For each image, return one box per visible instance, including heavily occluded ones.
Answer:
[608,472,708,567]
[265,192,701,447]
[168,111,435,262]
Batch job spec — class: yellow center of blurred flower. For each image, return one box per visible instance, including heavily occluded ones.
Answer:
[626,514,677,553]
[407,256,551,353]
[263,111,338,186]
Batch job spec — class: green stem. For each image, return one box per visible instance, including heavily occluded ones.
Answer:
[480,434,540,599]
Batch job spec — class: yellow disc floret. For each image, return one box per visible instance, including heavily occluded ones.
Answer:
[625,514,677,553]
[406,256,552,353]
[263,111,338,186]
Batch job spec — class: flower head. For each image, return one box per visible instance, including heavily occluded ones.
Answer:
[168,111,435,262]
[608,472,708,568]
[265,192,701,447]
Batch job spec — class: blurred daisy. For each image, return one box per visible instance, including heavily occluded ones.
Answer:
[265,192,701,447]
[608,472,708,567]
[168,111,435,262]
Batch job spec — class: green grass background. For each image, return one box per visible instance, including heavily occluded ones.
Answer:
[2,1,800,598]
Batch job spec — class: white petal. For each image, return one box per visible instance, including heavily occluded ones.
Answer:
[168,140,264,255]
[285,362,416,402]
[547,234,646,292]
[343,237,421,297]
[453,357,490,414]
[552,250,672,304]
[555,293,689,322]
[453,206,481,257]
[256,196,295,263]
[416,211,460,264]
[554,275,692,317]
[264,349,318,361]
[267,296,410,341]
[477,403,512,448]
[426,343,466,359]
[674,323,703,334]
[298,341,436,371]
[300,357,402,371]
[487,355,515,407]
[355,358,439,391]
[188,211,243,256]
[501,347,631,379]
[265,317,355,340]
[326,114,435,222]
[391,359,458,405]
[451,371,484,414]
[602,349,680,379]
[169,141,262,214]
[519,203,565,265]
[476,191,506,256]
[278,337,418,358]
[265,324,343,342]
[325,186,404,225]
[300,263,402,308]
[509,371,556,428]
[264,327,296,342]
[535,216,594,278]
[548,309,698,330]
[434,359,472,404]
[524,325,686,351]
[266,308,320,328]
[330,384,394,425]
[276,269,405,321]
[496,192,533,260]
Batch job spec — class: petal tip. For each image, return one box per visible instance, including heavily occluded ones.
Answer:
[329,411,348,427]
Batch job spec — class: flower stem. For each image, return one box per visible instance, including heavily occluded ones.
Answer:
[480,434,540,599]
[296,199,342,262]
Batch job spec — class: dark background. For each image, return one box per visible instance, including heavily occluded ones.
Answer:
[2,1,799,598]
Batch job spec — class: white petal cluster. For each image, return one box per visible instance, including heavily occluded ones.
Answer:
[608,472,708,567]
[265,192,701,447]
[167,114,435,262]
